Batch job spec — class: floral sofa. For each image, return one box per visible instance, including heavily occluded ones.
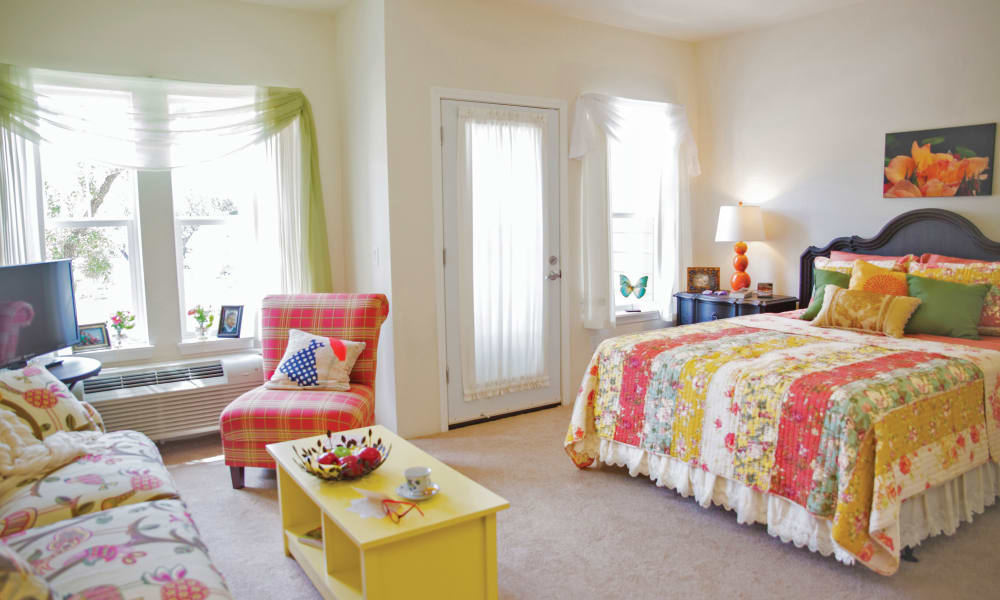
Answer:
[0,366,232,599]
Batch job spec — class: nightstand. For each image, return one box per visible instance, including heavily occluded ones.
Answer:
[674,292,798,326]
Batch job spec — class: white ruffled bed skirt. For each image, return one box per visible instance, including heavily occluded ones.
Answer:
[597,438,1000,566]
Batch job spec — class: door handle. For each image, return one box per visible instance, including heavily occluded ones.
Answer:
[546,270,562,281]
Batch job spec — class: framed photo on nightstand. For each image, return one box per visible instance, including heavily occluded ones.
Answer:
[686,267,721,293]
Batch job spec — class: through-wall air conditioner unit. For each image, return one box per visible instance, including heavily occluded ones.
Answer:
[82,353,263,441]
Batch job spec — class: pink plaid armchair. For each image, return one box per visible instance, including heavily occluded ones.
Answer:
[219,293,389,488]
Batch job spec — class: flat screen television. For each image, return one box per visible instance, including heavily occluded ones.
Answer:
[0,260,79,369]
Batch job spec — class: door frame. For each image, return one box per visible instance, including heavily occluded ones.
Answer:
[430,87,570,432]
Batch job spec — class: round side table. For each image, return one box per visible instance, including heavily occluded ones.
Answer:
[47,356,102,389]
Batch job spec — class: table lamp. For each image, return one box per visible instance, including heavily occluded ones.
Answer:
[715,202,766,290]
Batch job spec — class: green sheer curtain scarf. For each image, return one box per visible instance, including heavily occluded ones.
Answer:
[0,64,331,291]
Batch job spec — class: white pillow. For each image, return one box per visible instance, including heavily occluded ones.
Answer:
[265,329,366,391]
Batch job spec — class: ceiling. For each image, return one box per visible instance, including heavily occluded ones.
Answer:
[242,0,866,41]
[240,0,347,13]
[510,0,867,41]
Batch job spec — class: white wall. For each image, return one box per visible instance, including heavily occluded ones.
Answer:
[382,0,698,436]
[0,0,344,364]
[694,0,1000,296]
[334,0,398,431]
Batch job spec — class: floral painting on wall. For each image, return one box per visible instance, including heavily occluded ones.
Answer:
[883,123,995,197]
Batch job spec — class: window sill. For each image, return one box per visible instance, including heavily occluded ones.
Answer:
[177,337,256,356]
[615,310,662,325]
[72,343,155,365]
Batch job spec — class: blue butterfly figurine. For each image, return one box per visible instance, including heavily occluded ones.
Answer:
[620,274,648,299]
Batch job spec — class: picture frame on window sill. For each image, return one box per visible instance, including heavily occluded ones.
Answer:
[217,305,244,338]
[686,267,721,293]
[74,323,111,351]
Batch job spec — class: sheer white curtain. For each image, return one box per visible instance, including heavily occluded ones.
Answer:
[457,105,548,401]
[0,64,330,291]
[0,126,43,265]
[571,93,700,329]
[0,66,43,265]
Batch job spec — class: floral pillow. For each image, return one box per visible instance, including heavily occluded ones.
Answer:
[908,261,1000,336]
[811,285,921,338]
[814,255,912,276]
[830,252,916,270]
[1,540,54,599]
[265,329,366,391]
[0,365,97,440]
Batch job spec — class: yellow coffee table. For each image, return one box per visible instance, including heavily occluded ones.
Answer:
[266,425,510,600]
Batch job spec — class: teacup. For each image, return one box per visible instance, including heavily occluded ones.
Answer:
[404,466,433,496]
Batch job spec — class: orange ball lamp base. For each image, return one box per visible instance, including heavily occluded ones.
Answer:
[730,241,751,290]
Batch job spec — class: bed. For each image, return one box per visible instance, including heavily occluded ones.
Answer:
[564,208,1000,575]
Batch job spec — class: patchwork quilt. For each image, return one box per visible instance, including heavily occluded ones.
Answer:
[564,314,1000,575]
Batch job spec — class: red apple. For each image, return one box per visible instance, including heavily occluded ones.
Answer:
[340,454,364,476]
[359,447,381,465]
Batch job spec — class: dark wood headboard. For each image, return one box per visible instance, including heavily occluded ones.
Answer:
[799,208,1000,307]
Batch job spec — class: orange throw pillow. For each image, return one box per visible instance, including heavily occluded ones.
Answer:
[849,260,909,296]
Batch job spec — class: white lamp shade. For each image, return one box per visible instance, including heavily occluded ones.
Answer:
[715,204,766,242]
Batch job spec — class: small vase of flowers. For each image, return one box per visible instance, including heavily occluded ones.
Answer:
[108,310,135,348]
[188,305,214,340]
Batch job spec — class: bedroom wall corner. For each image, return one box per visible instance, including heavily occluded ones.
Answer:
[692,0,1000,297]
[333,0,398,432]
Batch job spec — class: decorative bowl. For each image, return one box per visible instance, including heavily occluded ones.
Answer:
[292,428,391,481]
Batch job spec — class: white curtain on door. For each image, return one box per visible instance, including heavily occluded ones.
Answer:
[457,105,549,401]
[571,93,700,329]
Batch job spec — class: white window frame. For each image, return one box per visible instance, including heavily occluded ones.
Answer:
[35,82,271,360]
[173,214,237,339]
[610,209,657,315]
[42,178,150,343]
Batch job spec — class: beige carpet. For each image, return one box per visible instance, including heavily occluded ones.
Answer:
[162,405,1000,599]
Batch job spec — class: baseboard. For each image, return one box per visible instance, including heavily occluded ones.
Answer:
[448,402,561,430]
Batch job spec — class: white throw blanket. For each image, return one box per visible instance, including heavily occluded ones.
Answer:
[0,409,103,496]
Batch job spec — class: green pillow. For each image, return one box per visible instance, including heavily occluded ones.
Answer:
[904,274,990,340]
[801,268,851,320]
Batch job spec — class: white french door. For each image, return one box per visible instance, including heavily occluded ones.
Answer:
[441,99,561,425]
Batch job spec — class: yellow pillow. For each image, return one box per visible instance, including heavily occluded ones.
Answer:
[849,259,909,296]
[811,285,921,338]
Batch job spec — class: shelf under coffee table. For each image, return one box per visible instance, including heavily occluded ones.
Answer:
[266,425,510,600]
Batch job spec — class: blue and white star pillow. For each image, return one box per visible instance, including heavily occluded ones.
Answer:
[265,329,366,391]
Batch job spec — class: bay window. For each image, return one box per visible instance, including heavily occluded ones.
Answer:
[33,86,279,348]
[0,63,331,359]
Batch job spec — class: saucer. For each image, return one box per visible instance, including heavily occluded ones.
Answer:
[396,482,439,502]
